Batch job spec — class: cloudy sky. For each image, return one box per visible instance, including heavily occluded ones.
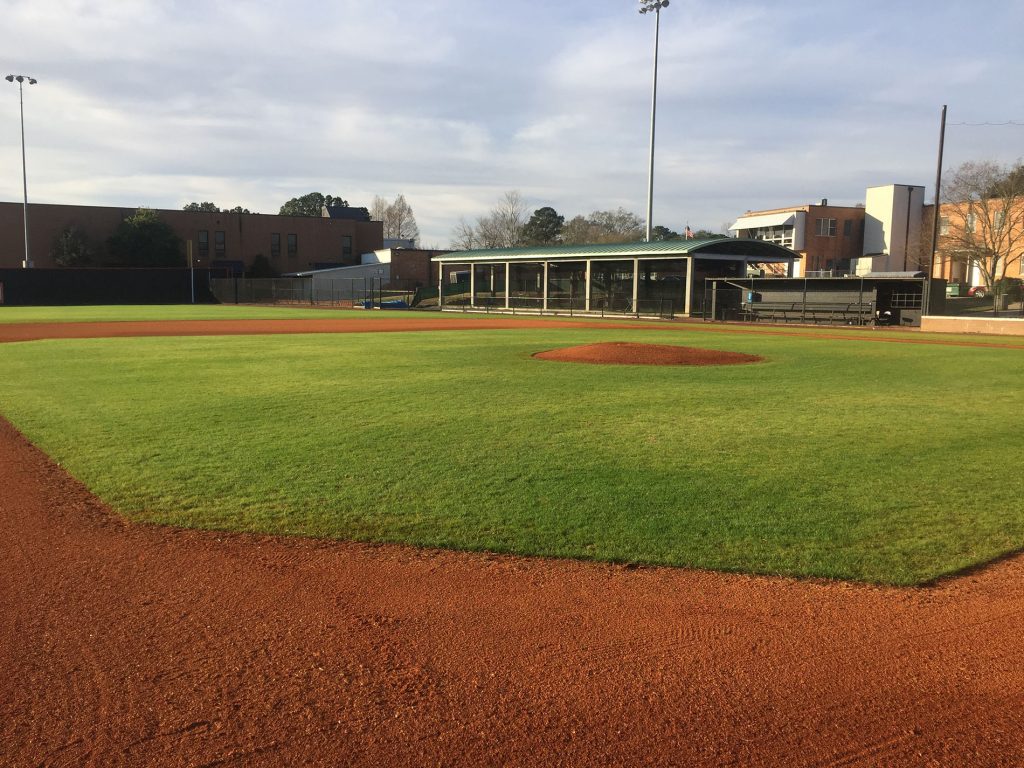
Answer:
[2,0,1023,247]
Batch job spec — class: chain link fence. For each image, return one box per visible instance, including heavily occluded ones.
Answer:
[210,277,422,308]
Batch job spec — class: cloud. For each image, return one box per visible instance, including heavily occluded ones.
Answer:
[2,0,1024,246]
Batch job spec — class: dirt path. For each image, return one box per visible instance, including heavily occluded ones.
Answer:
[2,417,1022,767]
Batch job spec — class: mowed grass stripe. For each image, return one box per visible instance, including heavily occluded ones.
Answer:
[0,327,1021,585]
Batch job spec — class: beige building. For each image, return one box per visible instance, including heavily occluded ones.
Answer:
[0,202,383,273]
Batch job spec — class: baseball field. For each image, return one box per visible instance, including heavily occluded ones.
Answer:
[2,305,1023,766]
[0,305,1022,585]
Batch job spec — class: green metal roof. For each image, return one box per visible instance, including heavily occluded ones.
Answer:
[431,237,797,263]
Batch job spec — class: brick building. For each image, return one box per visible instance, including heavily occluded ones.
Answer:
[0,202,383,273]
[730,201,866,276]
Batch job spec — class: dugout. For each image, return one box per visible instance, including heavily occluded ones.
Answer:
[704,273,946,327]
[431,239,798,318]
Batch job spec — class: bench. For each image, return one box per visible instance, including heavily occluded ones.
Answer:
[740,302,874,325]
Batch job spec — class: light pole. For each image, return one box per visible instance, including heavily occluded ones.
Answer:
[639,0,668,242]
[5,74,38,268]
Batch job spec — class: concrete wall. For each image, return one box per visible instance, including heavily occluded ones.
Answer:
[921,316,1024,335]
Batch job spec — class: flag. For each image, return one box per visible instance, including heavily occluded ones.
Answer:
[684,225,694,239]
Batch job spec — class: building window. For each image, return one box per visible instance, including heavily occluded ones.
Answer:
[994,210,1005,230]
[816,218,837,237]
[939,217,950,236]
[965,213,976,234]
[342,235,353,259]
[287,233,298,257]
[271,233,281,258]
[214,230,225,256]
[843,219,853,237]
[752,226,794,249]
[198,230,209,257]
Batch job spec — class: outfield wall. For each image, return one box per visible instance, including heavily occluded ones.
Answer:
[0,268,214,305]
[921,316,1024,336]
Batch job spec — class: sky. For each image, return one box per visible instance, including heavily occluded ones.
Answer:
[2,0,1024,248]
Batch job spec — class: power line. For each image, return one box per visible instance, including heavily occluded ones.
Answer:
[948,120,1024,127]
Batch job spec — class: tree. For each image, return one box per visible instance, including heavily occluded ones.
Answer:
[650,225,680,241]
[450,218,478,250]
[522,206,564,245]
[690,229,725,240]
[51,226,94,266]
[561,208,644,245]
[183,202,253,214]
[938,160,1024,296]
[448,191,528,250]
[106,208,184,267]
[279,193,348,217]
[370,195,390,226]
[379,193,419,243]
[488,190,528,248]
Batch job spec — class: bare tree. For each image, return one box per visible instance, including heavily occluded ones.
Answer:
[370,195,389,225]
[450,218,478,250]
[383,194,419,243]
[372,194,419,244]
[491,190,528,248]
[939,160,1024,293]
[448,191,527,250]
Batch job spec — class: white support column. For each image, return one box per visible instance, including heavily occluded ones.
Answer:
[438,264,444,309]
[469,264,476,308]
[543,262,549,312]
[585,259,592,312]
[632,258,640,315]
[504,262,511,310]
[684,257,694,315]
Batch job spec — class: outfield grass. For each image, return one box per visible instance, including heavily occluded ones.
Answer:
[1,322,1022,585]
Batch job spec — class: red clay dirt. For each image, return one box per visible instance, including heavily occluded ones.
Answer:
[3,434,1024,767]
[2,315,1024,349]
[2,317,1024,767]
[534,341,763,366]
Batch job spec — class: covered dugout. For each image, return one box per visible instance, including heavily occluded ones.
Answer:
[432,239,798,318]
[704,272,947,327]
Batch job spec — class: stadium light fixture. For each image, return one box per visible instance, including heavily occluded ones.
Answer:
[638,1,668,242]
[6,74,38,268]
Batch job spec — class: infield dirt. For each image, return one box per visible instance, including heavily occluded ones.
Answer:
[534,341,764,366]
[2,317,1023,767]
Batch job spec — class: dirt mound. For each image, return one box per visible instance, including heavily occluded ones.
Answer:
[533,341,763,366]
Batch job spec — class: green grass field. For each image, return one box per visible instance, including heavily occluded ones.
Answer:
[1,306,1022,585]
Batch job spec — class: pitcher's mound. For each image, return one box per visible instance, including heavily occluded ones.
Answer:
[533,342,763,366]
